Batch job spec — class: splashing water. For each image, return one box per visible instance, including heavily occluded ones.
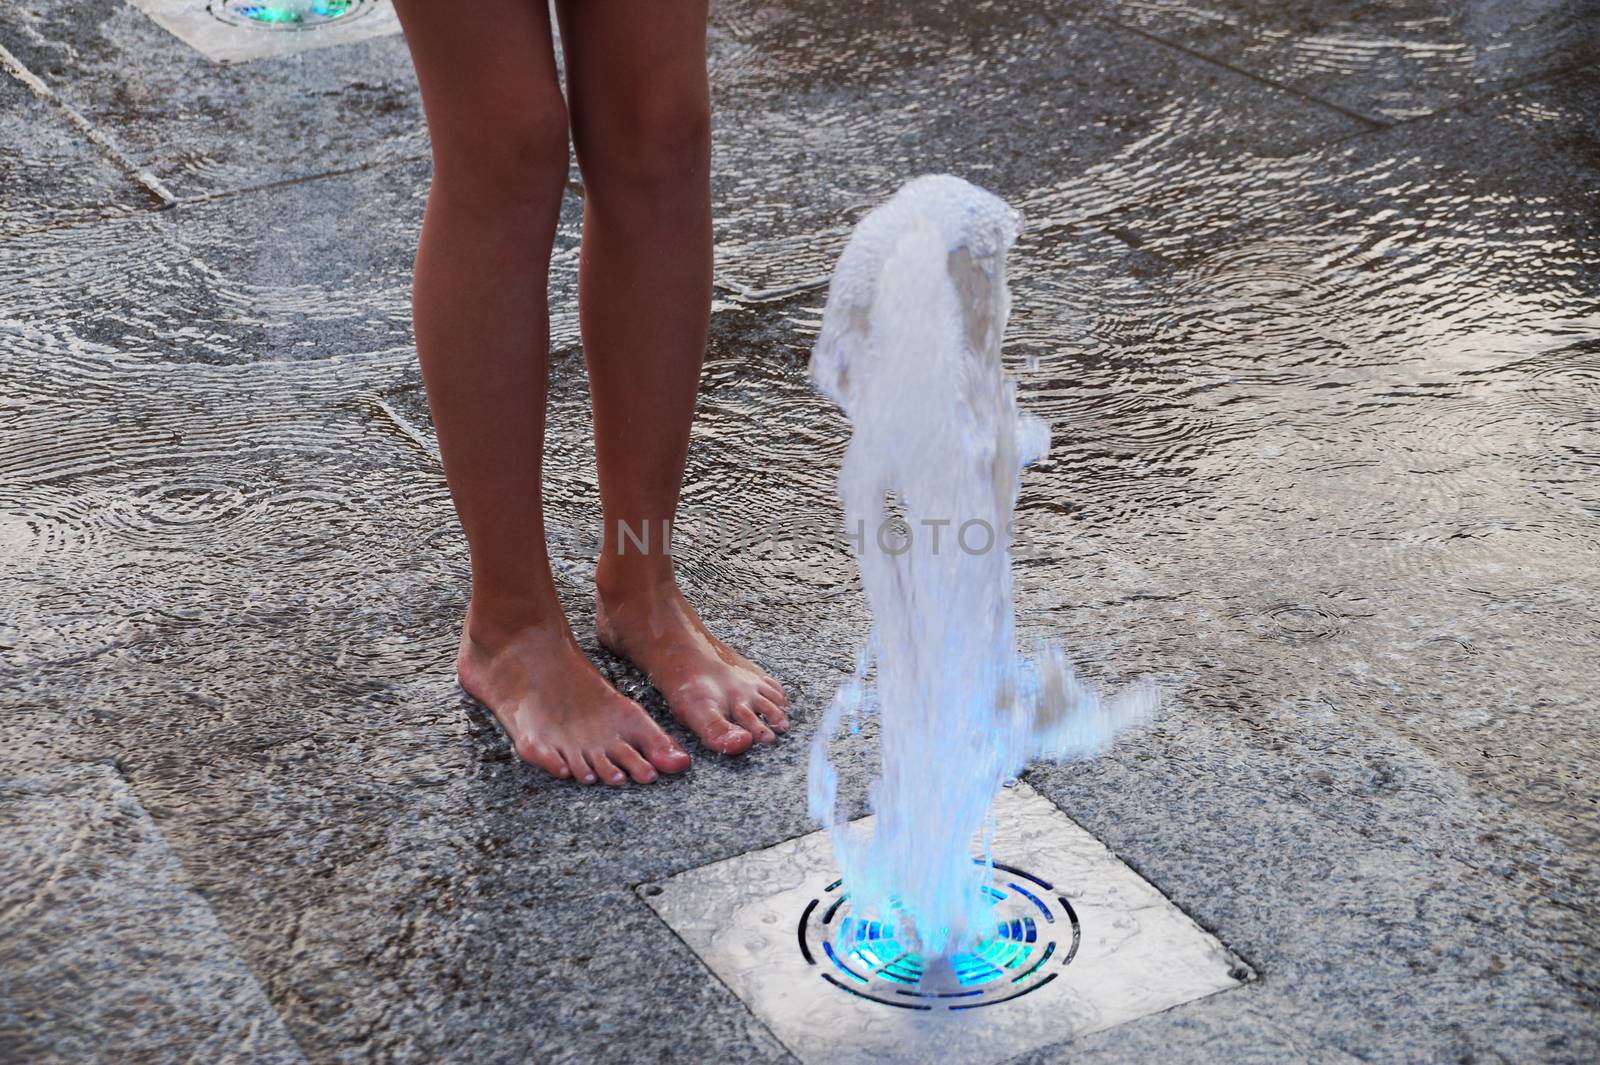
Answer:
[807,175,1158,957]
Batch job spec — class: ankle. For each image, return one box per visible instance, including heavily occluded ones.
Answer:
[463,591,569,653]
[594,553,678,607]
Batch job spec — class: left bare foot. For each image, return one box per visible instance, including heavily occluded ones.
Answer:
[595,576,790,754]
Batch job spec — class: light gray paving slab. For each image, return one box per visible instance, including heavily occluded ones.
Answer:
[0,763,305,1064]
[128,0,401,64]
[645,782,1250,1065]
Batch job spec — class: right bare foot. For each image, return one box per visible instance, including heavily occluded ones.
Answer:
[456,608,691,785]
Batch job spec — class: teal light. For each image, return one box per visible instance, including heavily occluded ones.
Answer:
[235,5,300,22]
[224,0,360,26]
[807,866,1073,1010]
[830,908,1037,991]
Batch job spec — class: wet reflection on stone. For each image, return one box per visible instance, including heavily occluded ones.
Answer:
[1,0,1597,1061]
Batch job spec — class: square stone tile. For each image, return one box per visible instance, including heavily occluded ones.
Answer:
[642,782,1252,1065]
[127,0,401,64]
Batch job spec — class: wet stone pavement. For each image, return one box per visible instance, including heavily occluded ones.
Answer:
[2,1,1598,1062]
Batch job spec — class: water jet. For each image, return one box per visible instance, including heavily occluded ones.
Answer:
[646,178,1249,1061]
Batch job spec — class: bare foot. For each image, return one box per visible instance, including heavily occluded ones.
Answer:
[457,607,691,785]
[595,578,790,755]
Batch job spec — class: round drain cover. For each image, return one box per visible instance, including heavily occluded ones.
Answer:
[798,861,1079,1011]
[208,0,370,30]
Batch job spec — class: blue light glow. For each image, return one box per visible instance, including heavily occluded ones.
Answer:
[825,909,1037,992]
[222,0,360,27]
[1005,880,1054,922]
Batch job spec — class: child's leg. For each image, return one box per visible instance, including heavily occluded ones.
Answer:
[393,0,688,784]
[555,0,790,752]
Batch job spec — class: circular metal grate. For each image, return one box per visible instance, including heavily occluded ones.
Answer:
[208,0,371,30]
[798,860,1079,1011]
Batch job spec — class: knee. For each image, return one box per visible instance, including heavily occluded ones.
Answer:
[431,103,571,220]
[579,92,711,195]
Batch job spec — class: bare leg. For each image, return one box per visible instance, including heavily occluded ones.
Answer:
[393,0,688,784]
[555,0,789,753]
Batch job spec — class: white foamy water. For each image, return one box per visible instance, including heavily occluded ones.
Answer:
[807,175,1158,956]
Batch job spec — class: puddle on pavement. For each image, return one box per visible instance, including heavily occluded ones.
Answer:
[2,66,1594,840]
[0,4,1596,1055]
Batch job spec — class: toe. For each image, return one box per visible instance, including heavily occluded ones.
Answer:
[674,697,752,755]
[588,749,629,787]
[620,715,690,774]
[753,694,790,733]
[515,737,571,778]
[608,743,659,784]
[732,702,777,745]
[563,747,600,785]
[758,676,789,708]
[645,738,691,773]
[715,725,754,755]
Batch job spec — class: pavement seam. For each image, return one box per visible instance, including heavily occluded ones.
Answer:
[168,151,434,210]
[1093,14,1390,132]
[1039,52,1596,261]
[632,883,802,1063]
[0,41,176,207]
[1380,54,1600,134]
[3,760,315,1063]
[0,150,433,240]
[364,393,442,466]
[1253,57,1600,159]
